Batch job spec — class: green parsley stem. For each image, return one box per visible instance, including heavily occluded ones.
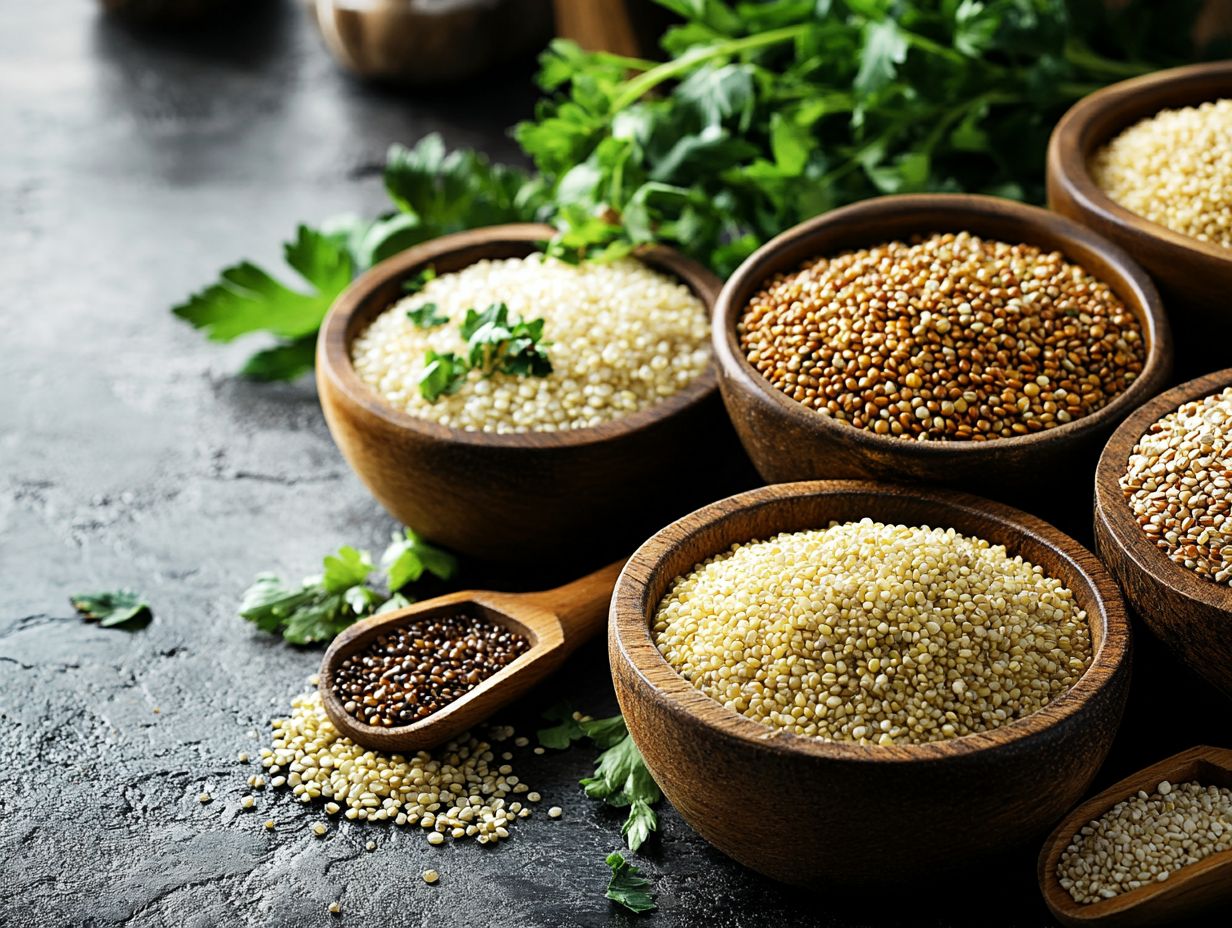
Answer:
[608,24,811,113]
[1063,39,1157,80]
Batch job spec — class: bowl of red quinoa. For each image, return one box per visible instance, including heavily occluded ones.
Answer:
[711,194,1172,523]
[317,224,744,563]
[1094,367,1232,699]
[1048,61,1232,374]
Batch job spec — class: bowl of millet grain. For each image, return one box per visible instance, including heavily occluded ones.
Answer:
[1048,61,1232,374]
[609,480,1132,886]
[316,224,743,563]
[711,193,1172,525]
[1094,367,1232,700]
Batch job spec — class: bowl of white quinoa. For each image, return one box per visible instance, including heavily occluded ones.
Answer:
[1048,61,1232,371]
[609,480,1132,886]
[317,224,741,561]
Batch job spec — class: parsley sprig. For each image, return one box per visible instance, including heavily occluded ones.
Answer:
[539,704,662,853]
[417,303,552,403]
[238,529,457,645]
[605,852,656,914]
[70,590,153,628]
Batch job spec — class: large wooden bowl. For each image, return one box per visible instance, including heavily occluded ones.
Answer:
[610,481,1132,886]
[1094,368,1232,699]
[317,224,740,563]
[1047,61,1232,375]
[711,195,1172,528]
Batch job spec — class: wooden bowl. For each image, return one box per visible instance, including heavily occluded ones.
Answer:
[1048,61,1232,375]
[1094,367,1232,699]
[1038,745,1232,928]
[306,0,553,86]
[609,480,1132,887]
[317,224,739,563]
[711,194,1172,527]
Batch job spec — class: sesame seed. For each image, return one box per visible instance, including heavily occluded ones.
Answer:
[422,869,440,884]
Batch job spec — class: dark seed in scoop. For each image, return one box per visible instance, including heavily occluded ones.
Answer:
[333,613,528,727]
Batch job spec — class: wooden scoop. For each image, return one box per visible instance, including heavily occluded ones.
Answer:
[318,560,624,752]
[1038,745,1232,928]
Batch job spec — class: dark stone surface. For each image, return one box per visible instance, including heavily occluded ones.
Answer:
[2,3,1229,927]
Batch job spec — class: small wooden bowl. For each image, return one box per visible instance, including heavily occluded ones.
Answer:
[1038,745,1232,928]
[711,194,1172,524]
[306,0,553,86]
[1047,61,1232,374]
[610,480,1132,886]
[1094,368,1232,699]
[317,224,737,563]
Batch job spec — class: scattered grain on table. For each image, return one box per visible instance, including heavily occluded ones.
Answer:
[255,689,535,846]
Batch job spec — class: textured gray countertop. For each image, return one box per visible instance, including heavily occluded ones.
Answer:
[2,2,1228,926]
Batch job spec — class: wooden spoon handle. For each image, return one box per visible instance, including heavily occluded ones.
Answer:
[524,559,626,646]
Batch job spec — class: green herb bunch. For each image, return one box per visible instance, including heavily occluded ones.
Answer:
[238,529,458,644]
[173,0,1219,380]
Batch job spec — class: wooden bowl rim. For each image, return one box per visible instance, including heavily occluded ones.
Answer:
[1094,366,1232,613]
[1036,744,1232,925]
[712,193,1171,459]
[318,223,721,449]
[611,479,1131,764]
[1048,60,1232,267]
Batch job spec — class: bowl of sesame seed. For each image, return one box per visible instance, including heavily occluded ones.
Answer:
[711,193,1171,528]
[1048,61,1232,375]
[317,223,745,562]
[610,480,1132,886]
[1094,367,1232,699]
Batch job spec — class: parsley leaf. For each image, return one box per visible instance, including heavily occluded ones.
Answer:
[375,592,413,615]
[406,302,448,329]
[537,702,588,749]
[321,546,374,592]
[573,714,663,851]
[418,350,469,402]
[173,225,353,379]
[854,18,908,95]
[402,264,438,295]
[461,303,552,378]
[380,528,459,591]
[70,590,152,628]
[605,852,656,914]
[237,534,459,645]
[621,798,658,852]
[238,546,378,646]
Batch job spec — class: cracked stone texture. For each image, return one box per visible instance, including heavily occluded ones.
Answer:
[3,2,1230,927]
